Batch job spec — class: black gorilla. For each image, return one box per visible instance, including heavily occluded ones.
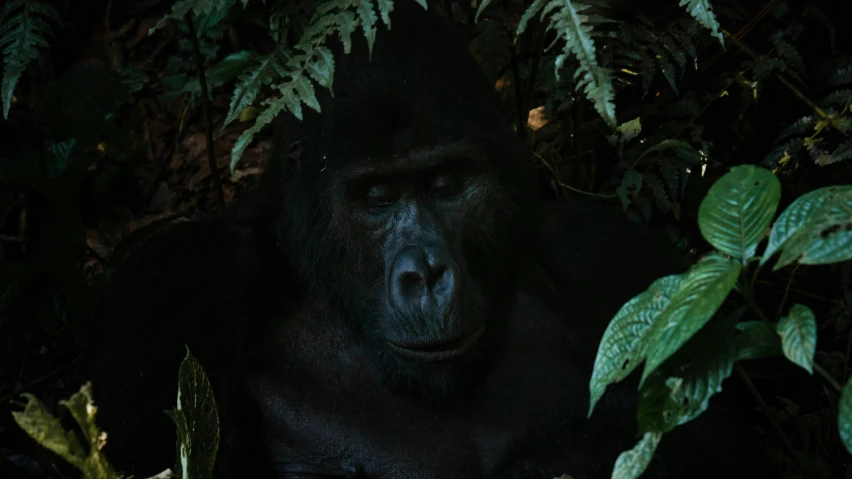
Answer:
[88,2,766,478]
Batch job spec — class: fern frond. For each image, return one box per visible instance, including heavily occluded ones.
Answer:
[827,60,852,86]
[777,115,816,142]
[0,0,60,119]
[149,0,239,34]
[519,0,616,128]
[678,0,723,47]
[752,56,787,81]
[775,39,804,75]
[762,137,804,167]
[223,48,284,128]
[818,89,852,108]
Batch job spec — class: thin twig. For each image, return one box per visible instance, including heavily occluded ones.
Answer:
[184,14,225,208]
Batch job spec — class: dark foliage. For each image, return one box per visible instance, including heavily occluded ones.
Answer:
[85,4,767,478]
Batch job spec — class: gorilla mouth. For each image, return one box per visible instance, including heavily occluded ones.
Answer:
[387,326,485,362]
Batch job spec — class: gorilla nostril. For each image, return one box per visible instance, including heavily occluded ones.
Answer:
[399,270,425,297]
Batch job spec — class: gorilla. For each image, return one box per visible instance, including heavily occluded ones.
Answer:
[87,2,767,478]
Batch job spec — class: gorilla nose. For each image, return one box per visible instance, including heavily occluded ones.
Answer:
[389,245,460,314]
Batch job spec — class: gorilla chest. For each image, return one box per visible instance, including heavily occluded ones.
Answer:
[247,306,585,478]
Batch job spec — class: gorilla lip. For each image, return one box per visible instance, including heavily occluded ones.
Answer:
[386,326,485,362]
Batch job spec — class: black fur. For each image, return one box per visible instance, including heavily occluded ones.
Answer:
[87,2,768,478]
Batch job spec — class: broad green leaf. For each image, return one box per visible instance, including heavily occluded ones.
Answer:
[735,321,782,361]
[840,377,852,455]
[165,348,220,479]
[588,275,684,416]
[776,304,817,374]
[638,321,736,433]
[698,165,781,262]
[678,0,724,47]
[773,188,852,270]
[762,185,852,266]
[641,253,740,386]
[611,431,662,479]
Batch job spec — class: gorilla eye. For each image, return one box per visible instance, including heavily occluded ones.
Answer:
[366,183,398,207]
[430,172,465,197]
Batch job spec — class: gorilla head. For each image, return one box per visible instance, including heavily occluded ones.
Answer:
[262,2,539,399]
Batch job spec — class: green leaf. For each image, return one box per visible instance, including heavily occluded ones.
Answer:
[678,0,724,47]
[771,186,852,270]
[735,321,782,361]
[776,304,817,374]
[638,320,736,433]
[641,253,740,386]
[611,431,662,479]
[697,165,781,262]
[165,348,220,479]
[763,186,852,266]
[840,377,852,456]
[588,275,684,416]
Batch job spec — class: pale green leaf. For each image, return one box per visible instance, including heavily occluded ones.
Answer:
[588,275,684,416]
[698,165,781,262]
[776,304,817,374]
[641,253,740,386]
[678,0,724,47]
[611,432,663,479]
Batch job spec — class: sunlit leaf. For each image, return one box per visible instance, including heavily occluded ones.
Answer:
[641,253,740,386]
[588,275,684,416]
[698,165,781,262]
